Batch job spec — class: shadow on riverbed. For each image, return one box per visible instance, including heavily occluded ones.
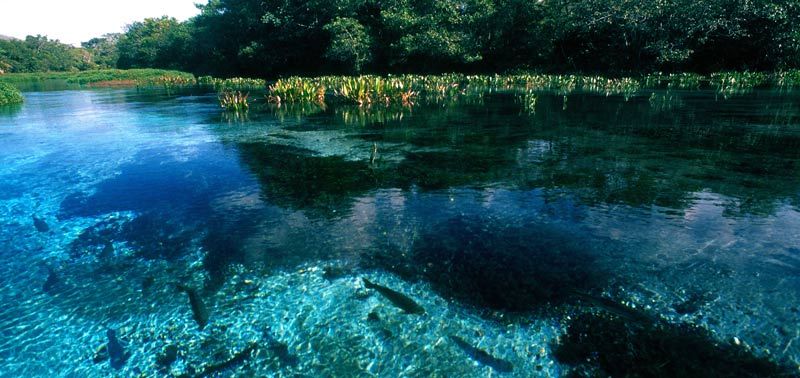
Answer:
[366,216,614,311]
[554,311,796,378]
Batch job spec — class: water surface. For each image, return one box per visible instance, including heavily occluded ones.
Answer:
[1,87,799,376]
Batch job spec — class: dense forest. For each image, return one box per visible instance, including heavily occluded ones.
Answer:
[2,0,799,77]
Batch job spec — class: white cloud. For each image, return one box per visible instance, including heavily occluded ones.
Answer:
[0,0,202,46]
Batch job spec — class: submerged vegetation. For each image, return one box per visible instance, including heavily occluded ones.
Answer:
[0,83,23,106]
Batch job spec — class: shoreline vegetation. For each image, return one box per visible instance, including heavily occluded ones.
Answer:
[3,68,800,110]
[0,82,24,106]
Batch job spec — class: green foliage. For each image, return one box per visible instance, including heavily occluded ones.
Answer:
[268,77,326,104]
[81,35,120,68]
[117,17,191,70]
[0,35,92,73]
[0,69,194,86]
[185,0,798,76]
[4,0,800,77]
[197,76,266,90]
[323,17,373,73]
[0,82,24,105]
[218,90,250,111]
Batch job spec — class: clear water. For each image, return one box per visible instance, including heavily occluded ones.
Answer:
[1,87,799,377]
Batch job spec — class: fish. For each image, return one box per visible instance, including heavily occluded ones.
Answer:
[569,291,654,324]
[176,284,209,330]
[32,216,49,232]
[449,335,513,373]
[42,267,59,293]
[106,328,129,370]
[362,278,425,314]
[195,342,257,377]
[155,344,179,370]
[262,328,299,366]
[99,241,114,260]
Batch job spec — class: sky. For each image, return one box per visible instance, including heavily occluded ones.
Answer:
[0,0,202,46]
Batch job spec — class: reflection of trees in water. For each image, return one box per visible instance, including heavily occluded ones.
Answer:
[230,91,800,218]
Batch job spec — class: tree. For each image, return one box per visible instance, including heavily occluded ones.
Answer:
[82,34,120,68]
[324,17,373,73]
[117,17,191,69]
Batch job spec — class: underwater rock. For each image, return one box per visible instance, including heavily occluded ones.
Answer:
[449,335,513,373]
[176,284,209,330]
[362,278,425,314]
[156,344,179,369]
[554,311,795,377]
[32,216,49,232]
[106,328,129,370]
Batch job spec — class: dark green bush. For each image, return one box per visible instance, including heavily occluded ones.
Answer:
[0,82,23,105]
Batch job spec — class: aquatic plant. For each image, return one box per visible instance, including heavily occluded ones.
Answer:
[138,74,196,88]
[0,82,23,105]
[219,90,250,111]
[519,90,537,114]
[198,76,266,91]
[775,69,800,88]
[335,104,411,127]
[331,76,418,106]
[268,102,326,122]
[709,71,768,97]
[268,77,326,104]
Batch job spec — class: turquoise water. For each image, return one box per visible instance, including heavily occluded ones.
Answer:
[1,87,799,377]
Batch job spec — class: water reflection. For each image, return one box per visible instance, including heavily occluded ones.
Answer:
[226,91,800,218]
[2,88,800,376]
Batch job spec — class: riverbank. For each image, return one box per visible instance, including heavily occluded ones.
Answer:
[0,69,195,87]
